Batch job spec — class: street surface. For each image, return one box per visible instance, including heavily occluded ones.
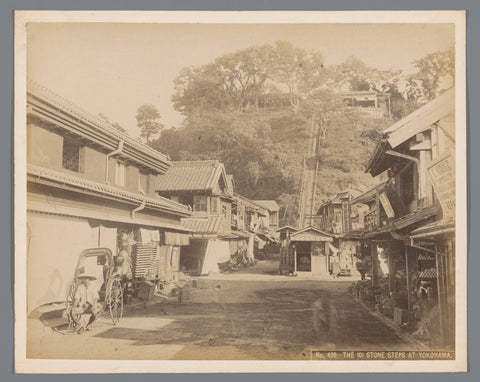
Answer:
[27,256,421,360]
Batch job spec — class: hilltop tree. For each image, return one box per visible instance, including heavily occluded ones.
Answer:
[409,47,455,101]
[171,41,328,116]
[136,104,163,143]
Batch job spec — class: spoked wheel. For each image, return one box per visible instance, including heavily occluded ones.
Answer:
[106,277,123,325]
[65,280,81,329]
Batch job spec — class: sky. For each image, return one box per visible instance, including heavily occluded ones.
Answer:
[27,22,455,137]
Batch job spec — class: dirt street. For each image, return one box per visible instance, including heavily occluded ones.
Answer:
[27,259,420,360]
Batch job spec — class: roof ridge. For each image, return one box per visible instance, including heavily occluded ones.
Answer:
[26,79,170,163]
[27,163,191,214]
[172,160,219,166]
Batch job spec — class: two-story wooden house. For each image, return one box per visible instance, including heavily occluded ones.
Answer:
[251,200,280,233]
[155,160,250,275]
[315,186,364,234]
[26,80,192,314]
[347,88,456,348]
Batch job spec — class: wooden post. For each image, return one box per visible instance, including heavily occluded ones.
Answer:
[435,244,446,346]
[405,246,411,313]
[388,249,394,291]
[294,246,298,275]
[371,242,378,287]
[325,241,330,274]
[375,190,381,228]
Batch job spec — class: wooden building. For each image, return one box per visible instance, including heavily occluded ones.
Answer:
[26,80,192,314]
[277,225,298,275]
[288,227,333,276]
[315,186,364,234]
[155,160,239,275]
[347,88,456,348]
[251,200,280,232]
[341,91,392,120]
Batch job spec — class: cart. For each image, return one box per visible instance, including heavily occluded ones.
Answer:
[65,248,124,328]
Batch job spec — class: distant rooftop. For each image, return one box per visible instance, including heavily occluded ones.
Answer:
[156,160,230,193]
[252,200,280,212]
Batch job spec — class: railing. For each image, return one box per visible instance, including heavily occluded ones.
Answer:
[315,216,329,231]
[347,106,387,120]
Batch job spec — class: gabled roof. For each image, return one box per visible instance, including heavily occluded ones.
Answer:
[365,88,454,177]
[325,187,364,204]
[293,226,332,236]
[233,193,268,215]
[316,187,364,215]
[382,87,454,149]
[276,225,298,232]
[290,226,333,242]
[226,174,235,191]
[156,160,231,194]
[252,200,280,212]
[350,182,387,205]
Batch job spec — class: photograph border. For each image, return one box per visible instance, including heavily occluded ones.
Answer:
[14,10,467,374]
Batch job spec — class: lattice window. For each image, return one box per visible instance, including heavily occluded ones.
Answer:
[193,194,207,212]
[62,139,80,172]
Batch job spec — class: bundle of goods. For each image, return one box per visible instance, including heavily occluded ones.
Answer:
[218,246,249,272]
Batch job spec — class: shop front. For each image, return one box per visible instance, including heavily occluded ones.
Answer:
[289,227,333,276]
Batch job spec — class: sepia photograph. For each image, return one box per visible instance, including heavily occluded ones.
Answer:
[14,11,466,373]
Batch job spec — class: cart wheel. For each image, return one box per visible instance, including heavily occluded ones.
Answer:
[65,280,81,329]
[107,278,123,325]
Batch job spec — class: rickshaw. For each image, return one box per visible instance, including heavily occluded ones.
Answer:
[65,248,124,329]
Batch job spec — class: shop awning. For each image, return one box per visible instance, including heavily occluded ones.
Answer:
[164,231,191,246]
[410,219,455,239]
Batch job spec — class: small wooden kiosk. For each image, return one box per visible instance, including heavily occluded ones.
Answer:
[289,226,333,276]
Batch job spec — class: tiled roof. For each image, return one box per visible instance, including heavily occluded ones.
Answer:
[27,80,170,171]
[181,216,224,235]
[156,160,226,192]
[252,200,280,212]
[27,164,191,216]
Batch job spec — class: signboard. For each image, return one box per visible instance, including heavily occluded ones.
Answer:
[426,150,455,220]
[379,192,395,219]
